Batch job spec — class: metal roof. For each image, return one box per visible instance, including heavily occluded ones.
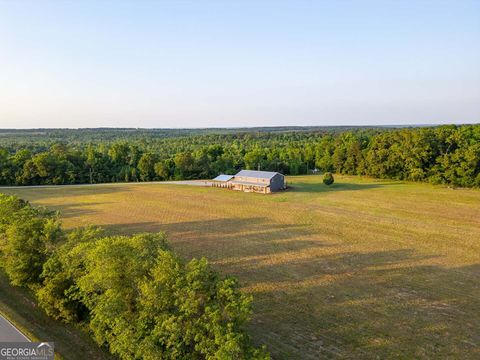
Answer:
[212,174,234,182]
[235,170,281,179]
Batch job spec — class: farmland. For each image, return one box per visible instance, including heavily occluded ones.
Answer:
[2,175,480,359]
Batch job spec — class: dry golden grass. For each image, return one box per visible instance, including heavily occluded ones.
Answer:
[2,175,480,359]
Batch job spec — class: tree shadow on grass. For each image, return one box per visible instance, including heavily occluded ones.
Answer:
[51,202,111,219]
[0,184,132,202]
[101,217,332,263]
[246,249,480,359]
[287,181,402,193]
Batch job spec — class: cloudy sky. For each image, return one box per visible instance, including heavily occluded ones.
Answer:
[0,0,479,128]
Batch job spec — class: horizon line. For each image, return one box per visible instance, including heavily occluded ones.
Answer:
[1,122,479,131]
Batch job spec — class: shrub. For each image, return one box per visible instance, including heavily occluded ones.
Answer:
[323,172,334,185]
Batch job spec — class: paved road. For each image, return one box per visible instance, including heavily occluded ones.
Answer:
[0,179,212,189]
[0,315,30,342]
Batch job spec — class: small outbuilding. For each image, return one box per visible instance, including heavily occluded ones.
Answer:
[211,170,285,194]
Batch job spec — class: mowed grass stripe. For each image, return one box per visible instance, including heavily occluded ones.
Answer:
[2,175,479,359]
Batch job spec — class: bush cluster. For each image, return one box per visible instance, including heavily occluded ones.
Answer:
[323,173,334,185]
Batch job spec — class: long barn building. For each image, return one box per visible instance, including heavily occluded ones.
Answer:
[212,170,286,194]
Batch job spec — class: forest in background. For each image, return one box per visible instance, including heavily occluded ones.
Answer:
[0,124,479,187]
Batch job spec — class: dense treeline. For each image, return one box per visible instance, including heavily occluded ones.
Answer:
[0,124,479,187]
[0,126,383,144]
[0,194,269,359]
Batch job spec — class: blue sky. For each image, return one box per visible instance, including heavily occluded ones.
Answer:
[0,0,479,128]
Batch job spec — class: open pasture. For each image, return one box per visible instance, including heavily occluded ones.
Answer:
[2,175,480,359]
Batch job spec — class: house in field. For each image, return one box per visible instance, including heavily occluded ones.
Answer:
[212,170,286,194]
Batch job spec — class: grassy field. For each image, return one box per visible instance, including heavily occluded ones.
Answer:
[2,175,480,359]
